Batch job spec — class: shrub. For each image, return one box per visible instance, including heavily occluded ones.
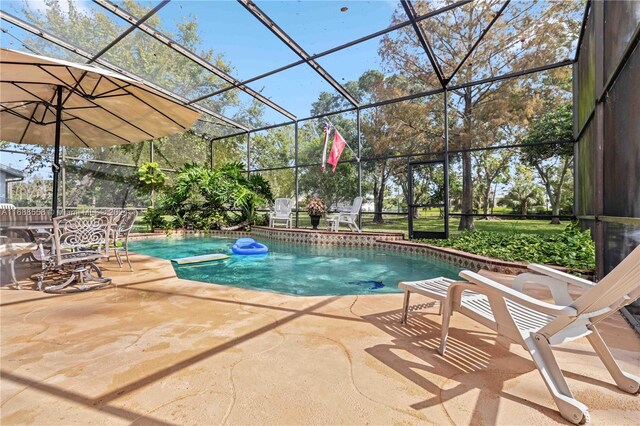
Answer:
[142,207,164,231]
[419,223,595,270]
[155,163,273,230]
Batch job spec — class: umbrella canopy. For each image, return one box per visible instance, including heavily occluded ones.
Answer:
[0,48,201,214]
[0,48,200,147]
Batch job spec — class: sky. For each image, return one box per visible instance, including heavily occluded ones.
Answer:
[0,0,408,172]
[1,0,405,125]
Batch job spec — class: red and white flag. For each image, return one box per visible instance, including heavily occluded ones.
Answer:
[321,122,330,171]
[327,128,347,173]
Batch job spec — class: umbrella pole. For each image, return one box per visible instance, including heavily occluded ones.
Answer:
[51,85,62,217]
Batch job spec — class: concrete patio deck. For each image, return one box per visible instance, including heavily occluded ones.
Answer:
[1,253,638,425]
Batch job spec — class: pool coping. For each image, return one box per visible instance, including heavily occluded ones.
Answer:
[128,227,593,278]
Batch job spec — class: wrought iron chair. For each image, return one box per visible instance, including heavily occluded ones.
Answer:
[111,210,138,271]
[0,235,39,288]
[39,213,112,293]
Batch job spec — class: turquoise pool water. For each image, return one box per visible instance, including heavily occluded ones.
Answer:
[129,236,461,296]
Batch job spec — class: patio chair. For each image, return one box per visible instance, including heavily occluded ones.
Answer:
[111,210,138,271]
[39,213,113,293]
[0,236,39,288]
[327,196,363,232]
[401,245,640,424]
[269,198,293,228]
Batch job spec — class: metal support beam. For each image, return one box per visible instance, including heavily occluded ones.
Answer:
[194,0,471,104]
[401,0,447,88]
[0,10,248,131]
[88,0,169,63]
[294,121,300,227]
[237,0,359,107]
[51,86,62,217]
[61,145,66,215]
[443,89,450,238]
[448,0,511,83]
[356,108,362,229]
[574,0,592,62]
[94,0,296,121]
[210,138,214,169]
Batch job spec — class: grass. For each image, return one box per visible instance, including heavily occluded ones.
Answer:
[360,216,563,237]
[133,208,568,239]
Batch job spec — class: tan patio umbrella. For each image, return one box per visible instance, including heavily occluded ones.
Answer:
[0,48,201,214]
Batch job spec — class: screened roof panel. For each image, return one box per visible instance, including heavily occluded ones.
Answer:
[415,0,508,79]
[411,0,583,86]
[0,22,89,64]
[245,62,344,118]
[108,0,302,81]
[4,0,131,58]
[315,28,438,104]
[194,88,286,129]
[100,28,232,100]
[255,0,402,55]
[192,114,244,139]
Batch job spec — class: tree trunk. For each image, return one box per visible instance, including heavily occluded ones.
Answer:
[458,89,475,230]
[372,180,383,224]
[482,182,491,218]
[459,150,475,230]
[550,205,561,224]
[373,164,388,224]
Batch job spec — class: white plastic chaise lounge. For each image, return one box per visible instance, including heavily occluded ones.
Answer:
[269,198,293,228]
[399,245,640,424]
[327,196,363,232]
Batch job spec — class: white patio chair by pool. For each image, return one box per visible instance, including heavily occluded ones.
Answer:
[401,245,640,424]
[269,198,293,228]
[0,203,16,209]
[327,196,363,232]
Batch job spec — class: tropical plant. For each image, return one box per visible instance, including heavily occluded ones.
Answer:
[136,162,166,206]
[306,197,327,217]
[156,163,272,230]
[137,162,166,189]
[498,165,545,215]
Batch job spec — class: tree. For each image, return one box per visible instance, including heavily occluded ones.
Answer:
[380,0,581,230]
[473,149,512,218]
[498,165,544,215]
[520,103,574,224]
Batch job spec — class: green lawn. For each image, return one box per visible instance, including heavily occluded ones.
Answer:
[293,211,565,237]
[133,208,567,238]
[360,215,564,237]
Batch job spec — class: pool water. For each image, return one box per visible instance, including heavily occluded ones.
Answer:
[129,236,461,296]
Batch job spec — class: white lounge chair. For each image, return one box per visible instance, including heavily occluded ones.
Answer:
[400,245,640,424]
[269,198,293,228]
[327,196,363,232]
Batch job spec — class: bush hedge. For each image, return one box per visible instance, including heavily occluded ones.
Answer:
[419,223,595,271]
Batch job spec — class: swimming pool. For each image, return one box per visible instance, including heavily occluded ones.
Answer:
[129,236,460,296]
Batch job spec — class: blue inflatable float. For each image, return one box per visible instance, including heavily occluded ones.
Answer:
[232,238,268,255]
